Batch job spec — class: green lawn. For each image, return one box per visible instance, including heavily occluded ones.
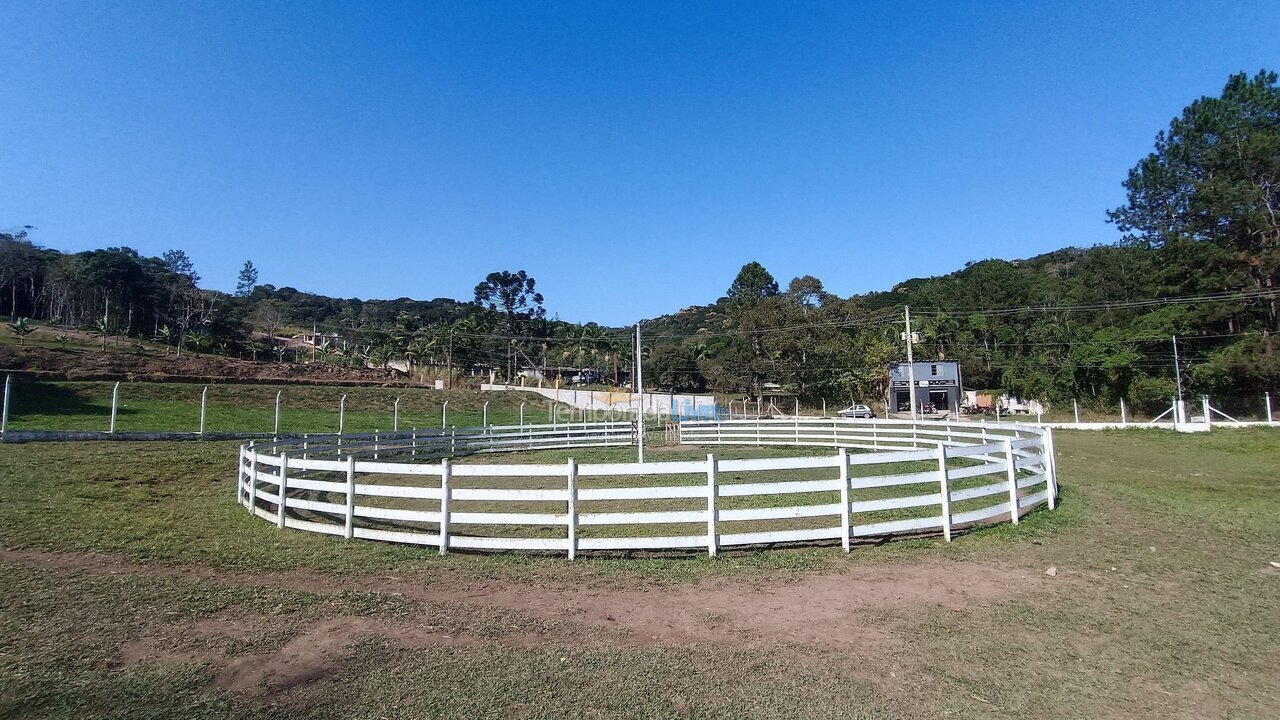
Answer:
[1,430,1278,718]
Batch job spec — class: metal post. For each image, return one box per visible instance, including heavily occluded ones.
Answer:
[566,457,578,560]
[904,305,917,421]
[937,445,952,542]
[109,381,120,433]
[1172,335,1184,421]
[273,390,281,438]
[441,400,448,428]
[838,448,851,552]
[196,385,208,437]
[1004,438,1019,524]
[2,374,11,438]
[1120,399,1127,426]
[706,453,718,557]
[635,323,644,463]
[482,401,489,428]
[393,397,400,432]
[439,458,451,554]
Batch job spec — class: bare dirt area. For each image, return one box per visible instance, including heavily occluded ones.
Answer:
[0,546,1053,651]
[0,344,413,386]
[3,545,1069,706]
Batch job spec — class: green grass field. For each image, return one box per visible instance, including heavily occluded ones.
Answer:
[1,429,1277,718]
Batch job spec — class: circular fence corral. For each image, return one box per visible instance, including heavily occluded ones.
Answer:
[235,418,1058,557]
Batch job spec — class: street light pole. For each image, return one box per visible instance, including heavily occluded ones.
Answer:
[635,323,644,463]
[904,306,917,421]
[1172,335,1184,424]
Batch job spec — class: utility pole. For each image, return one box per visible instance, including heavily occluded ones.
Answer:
[904,306,918,421]
[1172,335,1184,424]
[635,323,644,463]
[446,328,453,390]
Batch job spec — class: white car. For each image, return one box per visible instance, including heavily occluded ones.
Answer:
[837,404,875,419]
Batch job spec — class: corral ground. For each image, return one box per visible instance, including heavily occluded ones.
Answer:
[0,430,1277,719]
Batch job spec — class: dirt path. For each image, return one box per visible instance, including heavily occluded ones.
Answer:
[1,546,1056,648]
[3,546,1067,698]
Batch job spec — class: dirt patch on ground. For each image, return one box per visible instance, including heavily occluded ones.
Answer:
[2,546,1054,649]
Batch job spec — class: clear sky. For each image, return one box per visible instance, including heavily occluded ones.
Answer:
[3,1,1278,325]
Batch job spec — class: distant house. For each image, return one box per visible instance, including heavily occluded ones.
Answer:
[887,361,962,414]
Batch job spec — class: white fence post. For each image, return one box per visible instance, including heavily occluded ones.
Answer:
[199,386,208,437]
[1267,392,1273,424]
[276,454,289,529]
[411,427,418,459]
[345,455,356,539]
[483,400,489,429]
[1202,395,1211,429]
[937,445,952,542]
[339,394,346,436]
[274,390,281,438]
[519,402,525,430]
[109,381,120,433]
[441,400,448,428]
[566,457,578,560]
[393,397,400,432]
[839,448,851,552]
[822,398,827,418]
[1,374,11,438]
[248,447,258,512]
[706,453,718,557]
[1004,438,1019,524]
[1120,399,1127,426]
[373,430,380,460]
[1073,399,1079,426]
[439,458,451,554]
[1044,428,1058,510]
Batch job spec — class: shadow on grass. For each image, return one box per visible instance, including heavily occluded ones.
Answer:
[7,380,111,419]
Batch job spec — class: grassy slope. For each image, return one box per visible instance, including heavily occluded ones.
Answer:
[0,430,1277,718]
[2,380,550,434]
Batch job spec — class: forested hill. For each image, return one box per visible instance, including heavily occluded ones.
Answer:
[3,70,1277,411]
[639,239,1276,411]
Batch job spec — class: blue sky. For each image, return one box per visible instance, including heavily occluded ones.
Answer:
[3,1,1278,325]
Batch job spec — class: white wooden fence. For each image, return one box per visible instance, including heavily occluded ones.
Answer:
[236,418,1057,557]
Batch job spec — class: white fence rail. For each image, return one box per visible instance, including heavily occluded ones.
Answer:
[237,418,1057,557]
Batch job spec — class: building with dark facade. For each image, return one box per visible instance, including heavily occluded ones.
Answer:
[887,360,962,415]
